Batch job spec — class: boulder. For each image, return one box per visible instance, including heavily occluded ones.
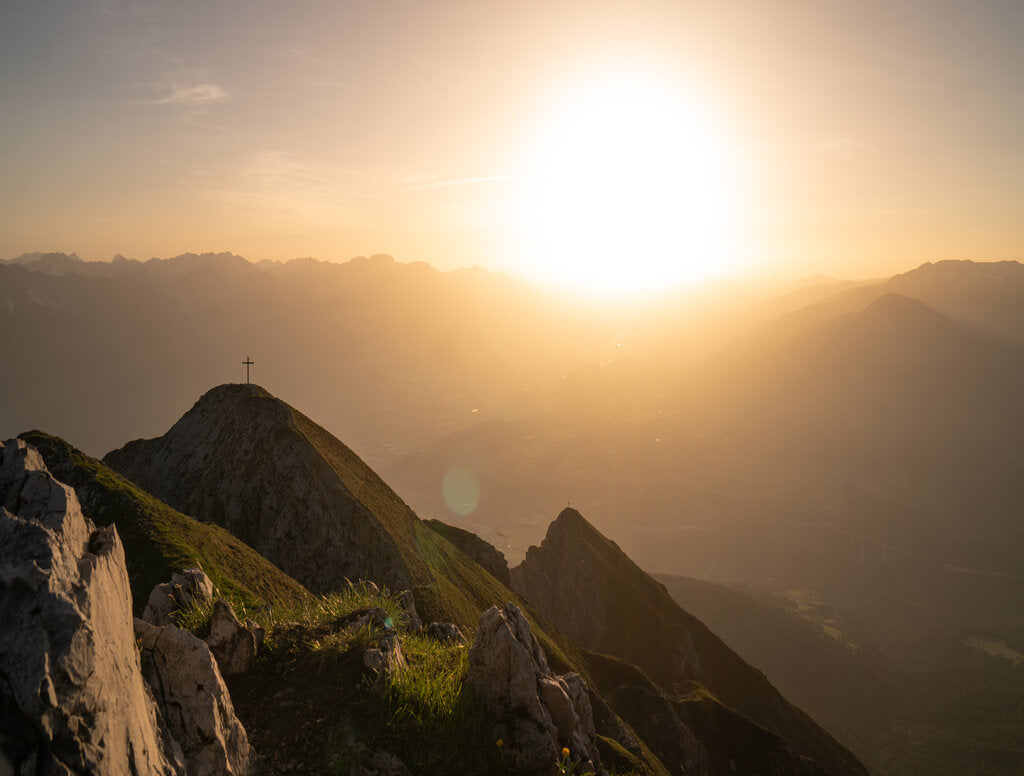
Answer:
[466,603,602,775]
[135,618,252,775]
[0,438,185,775]
[204,598,259,676]
[396,589,421,631]
[143,568,215,626]
[349,608,407,692]
[426,621,466,644]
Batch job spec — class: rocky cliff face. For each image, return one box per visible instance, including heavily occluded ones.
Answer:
[104,384,430,593]
[512,508,867,776]
[0,439,185,775]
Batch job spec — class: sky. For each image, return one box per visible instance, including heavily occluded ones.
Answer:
[1,0,1022,293]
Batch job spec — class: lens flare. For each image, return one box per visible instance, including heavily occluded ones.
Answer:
[442,466,481,517]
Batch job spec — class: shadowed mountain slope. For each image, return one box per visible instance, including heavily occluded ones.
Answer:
[653,573,892,770]
[18,430,311,615]
[512,508,868,776]
[104,383,432,593]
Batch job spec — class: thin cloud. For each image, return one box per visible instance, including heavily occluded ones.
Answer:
[397,175,508,193]
[153,84,227,105]
[196,151,366,224]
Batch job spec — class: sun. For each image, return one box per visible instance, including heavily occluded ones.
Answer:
[510,71,747,299]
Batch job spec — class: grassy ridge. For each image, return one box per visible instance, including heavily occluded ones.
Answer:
[20,430,312,614]
[289,404,433,586]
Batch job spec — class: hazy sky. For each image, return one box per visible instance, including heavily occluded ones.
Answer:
[1,0,1021,290]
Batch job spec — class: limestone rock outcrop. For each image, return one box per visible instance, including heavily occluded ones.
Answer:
[467,603,602,775]
[203,598,260,677]
[0,438,185,775]
[143,567,215,626]
[135,618,252,775]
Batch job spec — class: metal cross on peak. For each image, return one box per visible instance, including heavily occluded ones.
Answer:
[242,356,254,384]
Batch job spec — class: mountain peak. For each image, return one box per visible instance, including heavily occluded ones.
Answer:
[554,505,586,525]
[512,509,867,776]
[104,383,431,592]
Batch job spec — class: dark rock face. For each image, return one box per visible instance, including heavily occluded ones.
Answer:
[424,518,512,586]
[104,384,429,593]
[0,439,185,775]
[466,603,602,775]
[512,508,868,776]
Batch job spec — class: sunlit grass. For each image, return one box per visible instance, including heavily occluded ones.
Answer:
[174,580,406,649]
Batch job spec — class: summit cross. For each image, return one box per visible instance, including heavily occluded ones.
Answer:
[243,356,254,384]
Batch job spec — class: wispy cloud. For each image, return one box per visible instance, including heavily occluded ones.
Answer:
[396,175,509,193]
[195,151,367,224]
[152,83,227,105]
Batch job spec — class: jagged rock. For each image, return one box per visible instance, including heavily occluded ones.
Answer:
[563,672,599,767]
[397,589,421,630]
[539,676,576,741]
[244,618,266,647]
[467,603,602,775]
[135,618,252,775]
[144,568,215,626]
[0,438,185,775]
[426,621,466,644]
[204,598,259,676]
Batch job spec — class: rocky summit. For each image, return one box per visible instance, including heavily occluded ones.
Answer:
[513,508,868,776]
[104,383,431,593]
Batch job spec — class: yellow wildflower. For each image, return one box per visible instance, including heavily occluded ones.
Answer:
[495,738,504,748]
[561,747,570,759]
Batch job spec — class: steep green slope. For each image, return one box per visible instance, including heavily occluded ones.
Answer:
[19,430,311,614]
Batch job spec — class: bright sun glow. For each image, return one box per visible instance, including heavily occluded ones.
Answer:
[512,71,747,298]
